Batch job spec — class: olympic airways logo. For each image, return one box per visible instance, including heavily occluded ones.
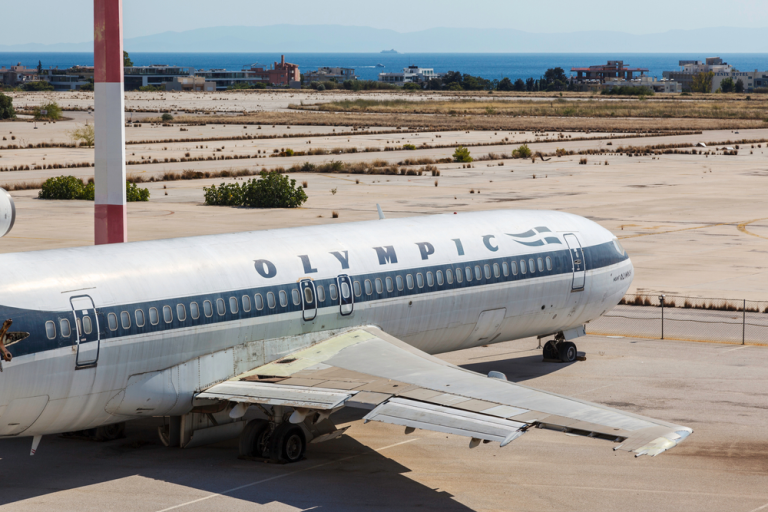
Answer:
[506,226,563,247]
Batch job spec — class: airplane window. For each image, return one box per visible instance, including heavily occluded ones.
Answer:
[537,257,544,272]
[255,294,264,310]
[120,311,131,329]
[267,292,276,309]
[493,263,500,278]
[45,321,56,339]
[396,275,404,291]
[426,272,434,287]
[190,302,200,319]
[613,239,625,256]
[364,279,373,295]
[484,264,491,279]
[134,310,145,328]
[386,277,394,292]
[529,258,536,273]
[177,304,187,321]
[291,288,300,305]
[317,285,326,302]
[341,282,350,299]
[329,284,338,301]
[304,286,314,304]
[83,315,93,334]
[502,262,509,276]
[216,299,226,315]
[510,261,518,275]
[375,278,383,294]
[279,290,288,307]
[108,313,118,331]
[465,267,473,282]
[163,305,173,323]
[60,318,72,337]
[436,270,444,285]
[520,260,527,274]
[353,281,362,297]
[446,268,454,284]
[416,273,425,288]
[546,256,553,271]
[149,307,159,325]
[227,296,237,313]
[203,301,213,317]
[242,295,252,312]
[455,268,463,283]
[406,274,414,289]
[475,265,483,281]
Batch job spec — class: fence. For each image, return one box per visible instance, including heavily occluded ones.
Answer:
[587,294,768,346]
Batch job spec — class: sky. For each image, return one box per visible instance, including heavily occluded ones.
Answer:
[2,0,767,45]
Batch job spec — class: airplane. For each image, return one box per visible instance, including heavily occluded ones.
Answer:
[0,209,691,462]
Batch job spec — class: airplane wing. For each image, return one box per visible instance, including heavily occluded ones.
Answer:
[197,328,692,457]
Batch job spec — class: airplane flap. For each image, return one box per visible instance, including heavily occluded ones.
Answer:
[197,381,354,410]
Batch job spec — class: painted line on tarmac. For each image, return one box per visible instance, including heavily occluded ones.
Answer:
[737,218,768,241]
[716,345,753,355]
[154,438,419,512]
[748,501,768,512]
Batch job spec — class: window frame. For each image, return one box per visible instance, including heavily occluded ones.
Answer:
[396,275,404,291]
[267,292,276,309]
[436,270,444,285]
[203,301,213,318]
[406,274,414,289]
[510,261,518,275]
[83,315,93,334]
[255,294,264,310]
[60,318,72,337]
[545,256,553,271]
[416,273,425,288]
[475,265,483,281]
[446,268,454,284]
[502,261,509,276]
[364,279,373,295]
[385,276,394,292]
[353,281,362,297]
[493,263,500,278]
[190,302,200,319]
[520,259,527,274]
[291,288,301,306]
[45,320,56,340]
[163,305,173,323]
[484,264,491,280]
[529,258,536,273]
[149,307,160,325]
[279,290,288,307]
[329,284,338,301]
[242,295,252,312]
[455,267,463,283]
[537,257,544,272]
[317,285,326,302]
[216,298,226,315]
[177,303,187,322]
[107,313,118,331]
[465,266,473,282]
[134,309,145,328]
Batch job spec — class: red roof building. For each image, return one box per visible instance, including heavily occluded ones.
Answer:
[570,61,648,83]
[249,55,300,86]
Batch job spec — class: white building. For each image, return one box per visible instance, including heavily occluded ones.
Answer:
[378,65,441,86]
[603,76,682,93]
[711,70,768,92]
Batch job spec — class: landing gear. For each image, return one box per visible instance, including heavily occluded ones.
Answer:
[63,421,126,442]
[542,340,578,363]
[239,419,307,464]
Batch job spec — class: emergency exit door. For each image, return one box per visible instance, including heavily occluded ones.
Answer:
[563,234,586,291]
[337,274,354,316]
[299,279,317,321]
[70,295,100,369]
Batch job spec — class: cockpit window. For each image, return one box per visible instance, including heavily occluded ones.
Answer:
[613,239,625,256]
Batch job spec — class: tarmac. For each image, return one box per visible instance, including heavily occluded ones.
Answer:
[0,335,766,512]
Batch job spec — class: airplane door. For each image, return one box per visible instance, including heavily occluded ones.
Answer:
[337,274,354,316]
[299,279,317,321]
[563,234,586,291]
[70,295,100,369]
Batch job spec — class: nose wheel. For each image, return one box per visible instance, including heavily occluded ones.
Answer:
[543,340,578,363]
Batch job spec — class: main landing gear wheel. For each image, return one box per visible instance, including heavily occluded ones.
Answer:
[239,419,271,458]
[94,422,126,442]
[543,340,559,360]
[267,423,306,464]
[558,341,578,363]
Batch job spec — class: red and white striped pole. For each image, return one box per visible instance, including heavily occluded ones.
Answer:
[94,0,127,244]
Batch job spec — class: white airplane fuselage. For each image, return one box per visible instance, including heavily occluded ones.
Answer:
[0,210,633,438]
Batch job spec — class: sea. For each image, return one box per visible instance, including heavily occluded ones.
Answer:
[2,53,767,81]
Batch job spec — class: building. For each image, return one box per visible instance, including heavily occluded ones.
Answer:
[711,70,768,93]
[263,55,300,86]
[662,58,732,92]
[124,65,195,91]
[42,65,94,91]
[196,56,300,90]
[0,63,39,87]
[570,61,649,84]
[378,65,441,86]
[303,67,357,83]
[602,76,682,94]
[165,76,216,92]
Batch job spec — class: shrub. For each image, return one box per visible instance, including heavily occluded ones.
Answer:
[204,170,308,208]
[39,176,149,201]
[403,144,416,150]
[453,146,473,162]
[513,144,532,159]
[601,86,654,96]
[403,82,421,91]
[67,124,95,147]
[126,182,150,201]
[23,81,54,92]
[34,101,62,120]
[0,93,15,120]
[161,113,174,122]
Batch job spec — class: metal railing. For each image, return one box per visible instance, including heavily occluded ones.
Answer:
[587,294,768,346]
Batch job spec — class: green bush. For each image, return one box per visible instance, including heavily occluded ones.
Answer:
[403,144,416,150]
[39,176,149,201]
[23,81,54,92]
[161,113,174,122]
[204,171,308,208]
[403,82,421,91]
[138,85,163,92]
[0,93,15,120]
[601,86,654,96]
[453,146,472,162]
[513,144,532,158]
[34,101,62,120]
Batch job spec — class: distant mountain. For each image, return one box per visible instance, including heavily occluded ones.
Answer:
[1,25,767,53]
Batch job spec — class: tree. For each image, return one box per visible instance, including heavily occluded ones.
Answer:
[425,78,443,90]
[542,67,568,91]
[691,71,714,93]
[79,78,94,91]
[525,77,535,91]
[67,124,95,147]
[497,77,513,91]
[0,93,15,120]
[403,82,421,91]
[123,51,133,67]
[735,78,745,93]
[513,78,526,91]
[453,146,472,162]
[23,81,54,91]
[33,101,62,120]
[720,77,735,93]
[37,60,42,74]
[161,113,174,122]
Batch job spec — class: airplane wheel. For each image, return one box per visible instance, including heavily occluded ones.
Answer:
[94,422,126,442]
[239,419,270,458]
[558,342,578,363]
[268,423,306,464]
[543,340,559,360]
